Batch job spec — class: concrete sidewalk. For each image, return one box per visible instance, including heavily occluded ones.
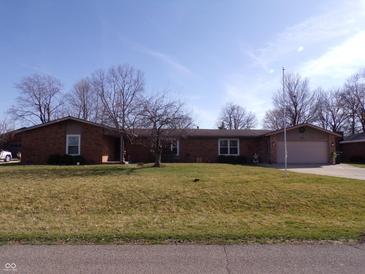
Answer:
[1,244,364,274]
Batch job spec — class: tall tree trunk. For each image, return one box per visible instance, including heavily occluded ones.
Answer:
[154,150,161,167]
[153,134,162,167]
[351,113,356,135]
[120,136,125,163]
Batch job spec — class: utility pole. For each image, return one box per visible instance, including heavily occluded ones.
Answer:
[282,67,288,176]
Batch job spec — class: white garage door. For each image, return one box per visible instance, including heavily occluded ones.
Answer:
[277,141,328,164]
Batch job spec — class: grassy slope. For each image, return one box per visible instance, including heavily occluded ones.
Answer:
[0,164,364,244]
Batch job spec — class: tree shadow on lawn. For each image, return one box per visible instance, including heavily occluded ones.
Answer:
[0,164,156,179]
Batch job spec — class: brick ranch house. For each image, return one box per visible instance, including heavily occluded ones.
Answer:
[4,116,342,165]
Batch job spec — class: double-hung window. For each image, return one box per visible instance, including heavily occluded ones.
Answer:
[218,139,239,156]
[170,139,180,156]
[66,135,80,156]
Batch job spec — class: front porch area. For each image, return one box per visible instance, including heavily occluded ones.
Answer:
[102,134,122,163]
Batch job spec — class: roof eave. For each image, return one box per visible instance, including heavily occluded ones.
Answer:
[340,139,365,144]
[264,123,342,137]
[14,116,121,135]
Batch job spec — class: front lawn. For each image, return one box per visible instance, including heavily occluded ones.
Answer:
[0,164,364,244]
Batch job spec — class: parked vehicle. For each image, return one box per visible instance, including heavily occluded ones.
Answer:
[0,150,12,162]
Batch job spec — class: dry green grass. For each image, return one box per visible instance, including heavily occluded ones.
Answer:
[0,163,364,244]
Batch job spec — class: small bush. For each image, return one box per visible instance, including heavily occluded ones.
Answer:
[335,152,344,164]
[217,155,248,164]
[47,154,86,165]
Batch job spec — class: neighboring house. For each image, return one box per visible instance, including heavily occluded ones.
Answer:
[6,116,342,165]
[340,133,365,162]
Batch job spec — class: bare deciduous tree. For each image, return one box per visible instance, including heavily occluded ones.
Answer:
[140,94,193,167]
[341,90,360,135]
[65,78,102,122]
[343,71,365,133]
[91,64,144,162]
[264,73,317,129]
[315,89,347,133]
[275,73,317,125]
[9,74,63,125]
[263,109,285,130]
[0,118,13,147]
[0,119,9,135]
[217,103,256,129]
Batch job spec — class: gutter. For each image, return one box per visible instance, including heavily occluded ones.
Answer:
[340,139,365,144]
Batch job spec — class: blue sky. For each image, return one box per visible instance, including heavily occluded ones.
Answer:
[1,0,365,128]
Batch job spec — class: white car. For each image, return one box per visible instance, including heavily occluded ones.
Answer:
[0,150,12,162]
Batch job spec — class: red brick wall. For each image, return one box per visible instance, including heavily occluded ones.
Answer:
[179,137,267,162]
[269,135,277,164]
[80,123,104,164]
[125,137,268,163]
[239,138,264,161]
[20,123,66,164]
[341,142,365,162]
[179,138,218,162]
[19,120,105,164]
[125,138,154,163]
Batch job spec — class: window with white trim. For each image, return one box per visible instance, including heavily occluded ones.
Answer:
[218,138,239,156]
[66,135,80,156]
[170,139,180,156]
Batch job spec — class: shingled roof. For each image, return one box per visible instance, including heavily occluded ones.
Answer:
[134,128,271,138]
[13,117,343,139]
[264,123,343,137]
[184,128,270,137]
[14,116,119,134]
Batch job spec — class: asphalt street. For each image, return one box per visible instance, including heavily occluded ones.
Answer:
[1,243,364,274]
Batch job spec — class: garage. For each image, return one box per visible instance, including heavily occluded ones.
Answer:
[276,141,328,164]
[265,124,342,165]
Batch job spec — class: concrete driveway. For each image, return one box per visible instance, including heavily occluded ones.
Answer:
[1,244,364,274]
[281,164,365,181]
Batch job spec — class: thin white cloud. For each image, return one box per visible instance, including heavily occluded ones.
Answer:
[300,30,365,86]
[297,46,304,53]
[243,48,272,73]
[115,33,192,76]
[136,45,192,76]
[100,18,193,76]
